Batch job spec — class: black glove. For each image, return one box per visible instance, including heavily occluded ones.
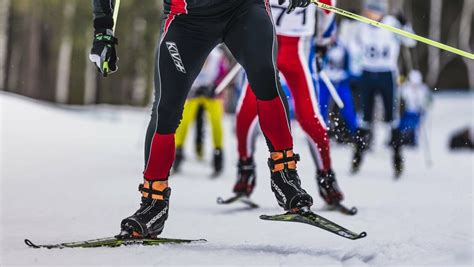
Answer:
[315,45,328,72]
[396,12,407,26]
[89,29,118,77]
[315,45,328,58]
[278,0,311,14]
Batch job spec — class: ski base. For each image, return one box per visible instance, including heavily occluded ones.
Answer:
[260,210,366,240]
[217,195,259,208]
[24,236,207,249]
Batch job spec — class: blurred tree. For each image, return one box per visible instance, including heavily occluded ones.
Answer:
[0,0,10,90]
[3,0,162,105]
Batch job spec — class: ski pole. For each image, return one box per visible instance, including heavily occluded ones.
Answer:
[421,116,433,167]
[319,70,344,109]
[311,1,474,60]
[102,0,121,77]
[215,64,242,95]
[112,0,121,34]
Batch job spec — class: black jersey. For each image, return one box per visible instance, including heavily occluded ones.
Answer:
[93,0,245,27]
[163,0,241,15]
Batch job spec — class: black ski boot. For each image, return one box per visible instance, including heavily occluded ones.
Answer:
[352,128,371,174]
[233,157,256,197]
[173,147,184,173]
[316,169,344,205]
[268,150,313,212]
[391,129,404,178]
[212,148,223,177]
[119,179,171,238]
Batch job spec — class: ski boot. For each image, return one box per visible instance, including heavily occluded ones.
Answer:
[173,147,184,173]
[351,128,371,174]
[118,179,171,238]
[316,169,344,205]
[212,148,223,177]
[268,150,313,212]
[391,129,404,178]
[233,157,257,197]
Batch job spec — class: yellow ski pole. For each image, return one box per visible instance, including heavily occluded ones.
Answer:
[311,0,474,60]
[102,0,121,77]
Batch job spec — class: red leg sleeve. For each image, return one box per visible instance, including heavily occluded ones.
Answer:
[144,133,175,181]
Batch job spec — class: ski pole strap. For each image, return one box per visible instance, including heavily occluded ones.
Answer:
[93,32,118,45]
[311,1,474,60]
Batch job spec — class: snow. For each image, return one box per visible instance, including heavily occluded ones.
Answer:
[1,91,473,266]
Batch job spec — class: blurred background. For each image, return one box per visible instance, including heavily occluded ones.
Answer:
[0,0,472,106]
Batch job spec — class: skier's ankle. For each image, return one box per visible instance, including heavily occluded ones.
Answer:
[268,149,300,172]
[140,179,169,200]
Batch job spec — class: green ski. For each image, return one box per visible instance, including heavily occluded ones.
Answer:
[24,236,206,249]
[260,210,367,240]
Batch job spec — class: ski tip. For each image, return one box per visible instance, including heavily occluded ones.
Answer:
[259,215,269,220]
[348,207,358,215]
[216,197,224,204]
[356,232,367,239]
[24,239,40,248]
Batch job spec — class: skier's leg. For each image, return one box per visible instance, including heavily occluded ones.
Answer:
[174,98,200,172]
[204,97,224,151]
[224,4,292,153]
[277,35,343,205]
[121,14,221,237]
[277,36,331,172]
[224,2,312,211]
[337,80,359,134]
[203,97,224,175]
[359,72,376,128]
[318,79,332,126]
[381,72,404,177]
[234,81,259,196]
[194,104,206,159]
[176,99,200,149]
[236,81,259,159]
[352,72,375,173]
[144,33,219,181]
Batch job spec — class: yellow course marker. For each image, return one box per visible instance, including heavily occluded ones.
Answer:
[312,0,474,60]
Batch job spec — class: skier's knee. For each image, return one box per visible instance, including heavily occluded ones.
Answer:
[245,65,279,101]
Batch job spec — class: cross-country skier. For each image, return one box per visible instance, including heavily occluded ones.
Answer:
[398,70,432,147]
[232,0,348,208]
[174,47,229,176]
[90,0,317,238]
[350,0,416,177]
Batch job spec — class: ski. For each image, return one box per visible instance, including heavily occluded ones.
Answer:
[260,209,367,240]
[217,195,259,208]
[24,236,207,249]
[326,203,358,216]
